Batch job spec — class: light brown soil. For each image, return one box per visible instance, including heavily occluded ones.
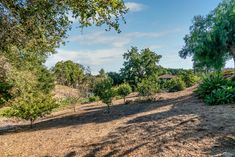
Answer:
[53,85,80,99]
[0,86,235,157]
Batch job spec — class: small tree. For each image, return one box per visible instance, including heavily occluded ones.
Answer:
[177,71,200,87]
[121,47,162,89]
[117,83,132,103]
[167,77,186,92]
[93,78,114,112]
[137,77,159,98]
[2,92,58,128]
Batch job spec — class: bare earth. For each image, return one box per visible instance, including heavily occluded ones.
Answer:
[0,86,235,157]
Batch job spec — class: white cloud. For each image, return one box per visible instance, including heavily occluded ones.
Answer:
[70,32,131,48]
[45,48,125,74]
[125,2,145,12]
[46,29,183,73]
[69,28,181,48]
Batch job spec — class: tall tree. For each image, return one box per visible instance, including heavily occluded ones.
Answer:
[121,47,162,89]
[0,0,127,67]
[52,60,84,87]
[0,0,128,107]
[107,72,124,86]
[98,68,106,78]
[179,0,235,71]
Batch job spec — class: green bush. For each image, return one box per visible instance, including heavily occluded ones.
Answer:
[93,77,114,111]
[196,73,235,105]
[117,83,132,103]
[88,96,99,102]
[57,97,80,107]
[205,86,235,105]
[137,77,159,96]
[178,71,200,87]
[3,92,58,127]
[0,81,12,106]
[162,77,186,92]
[195,74,227,99]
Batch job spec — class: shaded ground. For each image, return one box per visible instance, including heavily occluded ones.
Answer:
[0,86,235,157]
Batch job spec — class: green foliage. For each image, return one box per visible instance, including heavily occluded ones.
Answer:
[88,96,100,103]
[52,60,84,87]
[117,83,132,102]
[57,95,99,110]
[178,71,200,87]
[107,72,124,86]
[6,68,38,96]
[165,77,186,92]
[121,47,162,89]
[0,81,12,106]
[98,69,106,78]
[37,66,55,94]
[94,78,114,107]
[0,0,127,118]
[58,97,80,107]
[1,0,127,69]
[179,0,235,71]
[3,92,58,125]
[196,74,227,99]
[205,87,235,105]
[137,77,159,96]
[196,73,235,105]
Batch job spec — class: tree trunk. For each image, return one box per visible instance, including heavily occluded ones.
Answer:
[107,104,110,113]
[30,119,33,128]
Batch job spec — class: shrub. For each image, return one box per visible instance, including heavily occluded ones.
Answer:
[195,74,227,99]
[205,86,235,105]
[137,77,159,96]
[57,97,80,111]
[178,71,200,87]
[88,96,99,102]
[0,81,12,106]
[196,73,235,105]
[93,78,114,111]
[163,77,186,92]
[117,83,132,103]
[3,92,58,127]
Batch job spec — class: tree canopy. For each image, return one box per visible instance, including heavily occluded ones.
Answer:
[0,0,128,110]
[179,0,235,71]
[52,60,85,87]
[0,0,127,67]
[121,47,162,88]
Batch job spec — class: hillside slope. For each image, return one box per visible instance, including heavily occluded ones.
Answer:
[53,85,80,99]
[0,86,234,157]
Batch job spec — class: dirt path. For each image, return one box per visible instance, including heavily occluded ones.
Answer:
[0,86,235,157]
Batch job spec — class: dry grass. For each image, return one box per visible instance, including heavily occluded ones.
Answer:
[53,85,80,99]
[0,86,235,157]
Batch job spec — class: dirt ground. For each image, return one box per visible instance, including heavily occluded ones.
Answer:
[0,86,235,157]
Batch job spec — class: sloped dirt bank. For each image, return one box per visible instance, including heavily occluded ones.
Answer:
[0,86,234,157]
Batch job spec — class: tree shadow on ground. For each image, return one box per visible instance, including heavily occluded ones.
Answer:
[209,134,235,155]
[1,91,234,156]
[76,94,235,156]
[0,94,193,135]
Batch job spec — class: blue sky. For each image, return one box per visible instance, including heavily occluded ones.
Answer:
[45,0,234,74]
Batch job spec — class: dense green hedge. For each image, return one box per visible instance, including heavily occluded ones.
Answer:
[196,73,235,105]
